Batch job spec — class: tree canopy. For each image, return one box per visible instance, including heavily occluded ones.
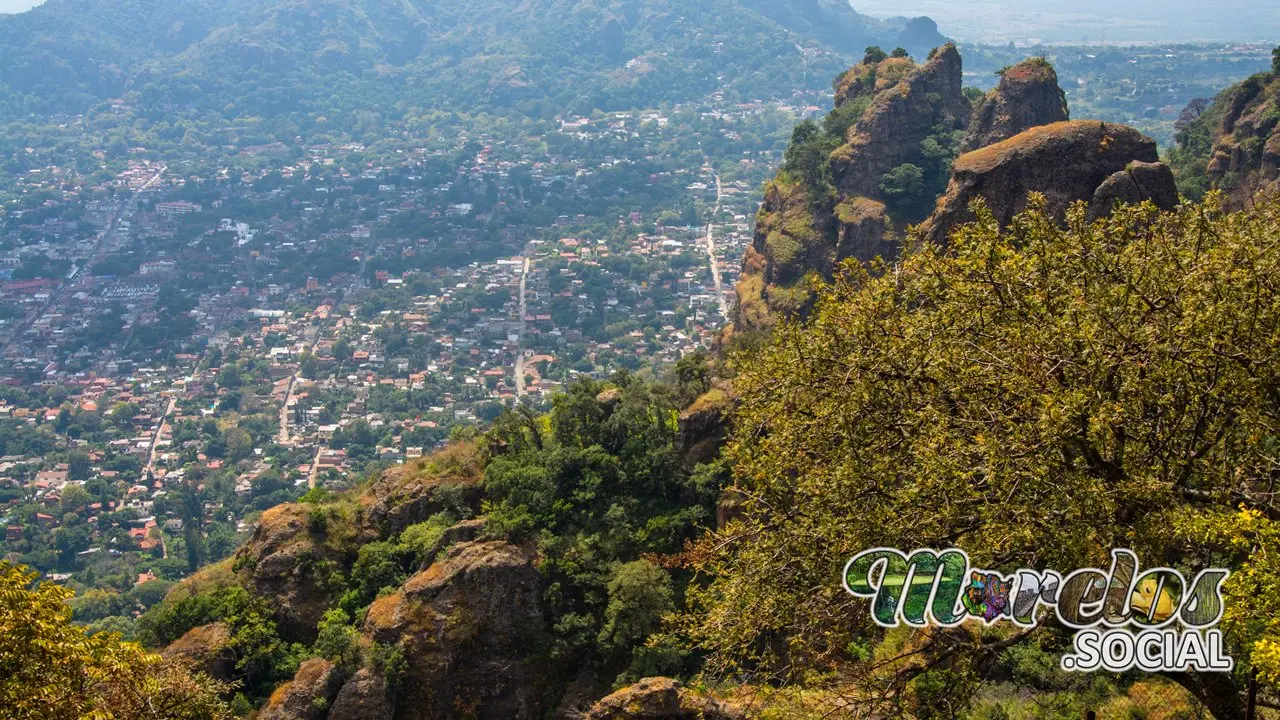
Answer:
[0,562,231,719]
[683,194,1280,717]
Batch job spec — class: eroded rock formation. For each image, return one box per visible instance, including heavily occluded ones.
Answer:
[585,677,742,720]
[963,58,1069,152]
[920,121,1178,243]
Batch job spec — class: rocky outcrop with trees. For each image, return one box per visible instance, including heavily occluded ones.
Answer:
[1168,48,1280,202]
[732,46,1102,335]
[920,120,1178,242]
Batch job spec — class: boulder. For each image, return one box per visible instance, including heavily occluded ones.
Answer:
[233,504,344,642]
[920,121,1171,243]
[328,667,393,720]
[362,540,550,719]
[596,387,624,411]
[585,677,742,720]
[678,385,733,466]
[410,517,487,572]
[259,658,344,720]
[833,196,894,263]
[160,622,235,683]
[962,59,1069,152]
[361,442,484,537]
[1088,160,1180,221]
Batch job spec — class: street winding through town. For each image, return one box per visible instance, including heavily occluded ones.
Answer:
[703,171,730,321]
[514,255,531,398]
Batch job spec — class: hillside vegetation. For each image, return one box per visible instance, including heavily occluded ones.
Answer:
[0,0,938,122]
[1168,47,1280,200]
[6,192,1276,719]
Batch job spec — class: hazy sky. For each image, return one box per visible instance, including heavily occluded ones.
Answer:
[853,0,1280,44]
[0,0,43,14]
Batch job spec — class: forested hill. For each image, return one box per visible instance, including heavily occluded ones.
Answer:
[0,0,944,121]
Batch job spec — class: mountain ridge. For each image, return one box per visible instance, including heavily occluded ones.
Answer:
[0,0,947,121]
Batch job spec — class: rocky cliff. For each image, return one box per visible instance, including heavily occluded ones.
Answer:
[259,537,550,720]
[360,540,549,720]
[962,58,1069,152]
[920,121,1178,243]
[730,46,967,332]
[227,441,485,644]
[1170,60,1280,204]
[149,380,734,720]
[732,47,1079,334]
[829,44,970,199]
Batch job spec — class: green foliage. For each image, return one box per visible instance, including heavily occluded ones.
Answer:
[483,376,722,674]
[1167,62,1276,198]
[1172,507,1280,691]
[313,608,362,672]
[397,513,455,568]
[878,163,927,216]
[328,510,458,616]
[0,562,232,718]
[822,96,871,141]
[671,351,713,407]
[598,559,674,650]
[307,507,329,535]
[370,641,408,698]
[344,541,406,613]
[137,584,303,701]
[863,46,888,65]
[781,120,841,207]
[684,195,1280,715]
[68,587,128,623]
[298,486,333,504]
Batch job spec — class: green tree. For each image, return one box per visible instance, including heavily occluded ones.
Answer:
[126,579,176,609]
[184,523,206,573]
[332,338,353,364]
[299,351,318,379]
[59,484,91,513]
[485,377,718,670]
[878,163,928,218]
[863,46,888,64]
[67,450,92,480]
[54,525,91,568]
[217,364,243,390]
[0,562,232,718]
[224,427,254,462]
[599,560,674,650]
[344,541,405,611]
[685,196,1280,718]
[69,587,127,623]
[312,608,361,672]
[672,351,711,405]
[782,120,839,201]
[111,402,141,425]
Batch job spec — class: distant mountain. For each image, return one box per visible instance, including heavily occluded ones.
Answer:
[0,0,947,121]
